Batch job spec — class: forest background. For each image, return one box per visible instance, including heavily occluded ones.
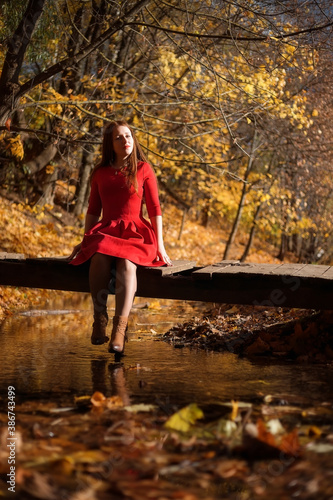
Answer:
[1,0,333,316]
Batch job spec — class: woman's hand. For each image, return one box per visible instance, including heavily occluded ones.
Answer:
[68,242,82,261]
[157,243,172,266]
[150,216,172,266]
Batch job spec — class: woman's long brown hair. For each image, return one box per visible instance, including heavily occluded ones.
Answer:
[90,120,147,191]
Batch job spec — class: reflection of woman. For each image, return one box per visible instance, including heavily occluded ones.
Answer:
[69,121,171,355]
[109,363,130,406]
[91,360,130,406]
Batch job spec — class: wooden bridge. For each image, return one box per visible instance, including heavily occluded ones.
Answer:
[0,253,333,310]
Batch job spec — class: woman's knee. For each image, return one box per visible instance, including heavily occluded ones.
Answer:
[117,258,137,275]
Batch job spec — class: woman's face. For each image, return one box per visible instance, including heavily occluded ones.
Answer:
[112,125,134,161]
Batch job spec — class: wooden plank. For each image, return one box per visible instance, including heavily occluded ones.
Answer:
[1,255,333,309]
[210,260,241,266]
[136,272,333,310]
[321,267,333,280]
[192,261,244,280]
[22,257,195,276]
[216,263,281,275]
[293,264,330,278]
[269,263,307,275]
[26,256,69,263]
[193,263,282,280]
[0,257,196,294]
[0,258,91,292]
[141,260,196,276]
[0,252,25,260]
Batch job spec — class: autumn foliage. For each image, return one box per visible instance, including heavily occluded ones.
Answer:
[1,1,333,318]
[0,0,332,268]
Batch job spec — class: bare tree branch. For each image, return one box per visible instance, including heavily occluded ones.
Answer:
[17,0,150,98]
[125,19,333,42]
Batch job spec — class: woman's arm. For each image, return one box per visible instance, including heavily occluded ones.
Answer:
[84,213,99,233]
[151,215,172,266]
[143,163,172,266]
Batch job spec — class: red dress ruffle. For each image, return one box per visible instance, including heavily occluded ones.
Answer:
[70,162,164,267]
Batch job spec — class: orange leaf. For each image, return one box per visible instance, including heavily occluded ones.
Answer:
[90,391,106,407]
[280,429,301,457]
[257,418,277,447]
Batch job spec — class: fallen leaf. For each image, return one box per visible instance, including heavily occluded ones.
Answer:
[230,400,238,421]
[165,403,204,432]
[124,404,157,413]
[90,391,106,407]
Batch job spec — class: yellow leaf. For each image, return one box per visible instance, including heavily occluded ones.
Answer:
[307,425,322,438]
[165,403,204,432]
[230,400,238,421]
[148,300,161,310]
[69,450,108,463]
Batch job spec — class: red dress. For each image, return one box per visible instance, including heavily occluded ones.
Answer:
[70,161,163,267]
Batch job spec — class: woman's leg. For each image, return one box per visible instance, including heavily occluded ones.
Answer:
[115,258,137,317]
[109,258,137,353]
[89,253,114,344]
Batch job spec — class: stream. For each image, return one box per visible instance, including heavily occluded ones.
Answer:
[1,293,333,411]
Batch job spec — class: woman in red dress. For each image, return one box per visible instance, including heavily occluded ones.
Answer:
[69,120,172,355]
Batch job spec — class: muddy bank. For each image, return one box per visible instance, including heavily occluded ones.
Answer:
[163,305,333,363]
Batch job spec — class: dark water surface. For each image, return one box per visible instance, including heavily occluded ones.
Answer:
[1,294,333,409]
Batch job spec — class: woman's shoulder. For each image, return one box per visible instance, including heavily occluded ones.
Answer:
[91,165,111,181]
[138,160,151,169]
[137,161,154,176]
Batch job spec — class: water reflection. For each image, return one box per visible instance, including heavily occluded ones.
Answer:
[0,295,333,410]
[90,360,130,406]
[109,363,131,406]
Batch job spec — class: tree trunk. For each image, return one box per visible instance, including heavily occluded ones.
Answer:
[178,208,188,241]
[74,146,95,216]
[277,232,287,261]
[240,164,276,262]
[223,132,258,260]
[0,0,46,125]
[58,6,84,96]
[240,203,262,262]
[24,144,57,175]
[0,0,150,123]
[35,167,58,207]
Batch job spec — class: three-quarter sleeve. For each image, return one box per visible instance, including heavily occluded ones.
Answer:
[143,163,162,218]
[87,172,102,217]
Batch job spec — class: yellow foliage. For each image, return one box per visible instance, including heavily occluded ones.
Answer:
[0,196,82,318]
[46,165,55,174]
[5,136,24,160]
[45,87,64,115]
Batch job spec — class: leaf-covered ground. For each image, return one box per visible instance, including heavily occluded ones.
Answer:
[163,305,333,364]
[1,381,333,500]
[0,194,81,318]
